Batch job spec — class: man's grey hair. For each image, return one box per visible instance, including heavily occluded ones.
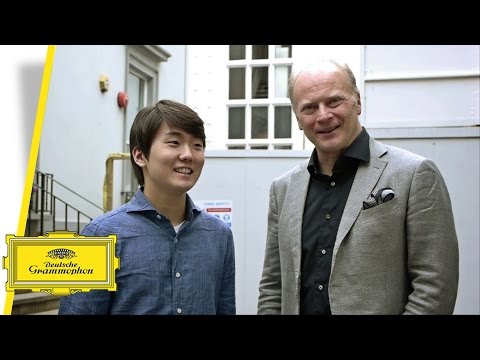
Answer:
[288,59,360,110]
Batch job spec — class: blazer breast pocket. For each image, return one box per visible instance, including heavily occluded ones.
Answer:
[357,197,400,223]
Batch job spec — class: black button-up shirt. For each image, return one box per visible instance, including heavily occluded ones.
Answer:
[300,128,370,315]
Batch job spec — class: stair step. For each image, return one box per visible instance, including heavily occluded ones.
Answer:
[27,212,54,221]
[13,291,58,304]
[12,291,60,315]
[28,308,59,315]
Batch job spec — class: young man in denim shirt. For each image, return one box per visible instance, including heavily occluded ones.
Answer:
[59,100,236,315]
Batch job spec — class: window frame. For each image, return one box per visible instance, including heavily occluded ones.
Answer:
[226,45,294,150]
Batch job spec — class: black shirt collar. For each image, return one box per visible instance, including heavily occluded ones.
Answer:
[307,127,370,176]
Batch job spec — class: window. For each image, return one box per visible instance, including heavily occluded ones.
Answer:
[227,45,293,150]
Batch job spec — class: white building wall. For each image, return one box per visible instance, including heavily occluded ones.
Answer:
[40,45,127,220]
[39,45,186,220]
[159,45,187,102]
[363,45,480,314]
[363,45,479,128]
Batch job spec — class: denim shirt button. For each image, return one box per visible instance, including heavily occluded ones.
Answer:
[176,308,182,314]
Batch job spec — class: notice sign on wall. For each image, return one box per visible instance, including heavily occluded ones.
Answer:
[195,200,232,228]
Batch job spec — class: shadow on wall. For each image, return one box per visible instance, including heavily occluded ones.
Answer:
[20,63,44,169]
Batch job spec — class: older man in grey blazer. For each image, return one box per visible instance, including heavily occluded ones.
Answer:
[257,60,459,315]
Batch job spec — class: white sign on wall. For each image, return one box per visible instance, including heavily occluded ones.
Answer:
[195,200,232,228]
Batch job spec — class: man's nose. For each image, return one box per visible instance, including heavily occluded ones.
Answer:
[316,103,332,121]
[179,146,193,161]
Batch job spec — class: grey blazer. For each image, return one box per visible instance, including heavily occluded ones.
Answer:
[258,138,459,315]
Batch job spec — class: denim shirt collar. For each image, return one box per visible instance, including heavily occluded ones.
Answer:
[125,187,202,221]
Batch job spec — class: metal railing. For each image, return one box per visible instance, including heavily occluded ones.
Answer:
[28,170,101,236]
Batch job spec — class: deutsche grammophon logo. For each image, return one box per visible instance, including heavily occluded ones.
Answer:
[3,231,119,296]
[27,248,93,276]
[47,248,77,259]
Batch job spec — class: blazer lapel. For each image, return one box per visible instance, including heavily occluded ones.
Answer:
[334,139,388,253]
[285,162,310,283]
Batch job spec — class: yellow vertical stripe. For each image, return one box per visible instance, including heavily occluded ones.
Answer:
[3,45,56,315]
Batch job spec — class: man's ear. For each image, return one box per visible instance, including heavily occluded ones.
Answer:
[357,97,362,116]
[132,147,146,167]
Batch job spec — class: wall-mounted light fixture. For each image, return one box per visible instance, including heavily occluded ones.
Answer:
[99,74,110,93]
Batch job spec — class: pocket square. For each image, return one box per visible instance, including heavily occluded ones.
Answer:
[362,187,395,210]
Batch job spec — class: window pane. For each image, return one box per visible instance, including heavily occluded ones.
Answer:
[274,106,291,138]
[275,65,291,98]
[252,45,268,59]
[230,45,245,60]
[228,107,245,139]
[228,145,246,150]
[252,67,268,99]
[275,45,292,58]
[274,145,292,150]
[252,107,268,139]
[251,145,268,150]
[229,68,245,99]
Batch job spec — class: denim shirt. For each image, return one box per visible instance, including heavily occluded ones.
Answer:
[58,189,235,315]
